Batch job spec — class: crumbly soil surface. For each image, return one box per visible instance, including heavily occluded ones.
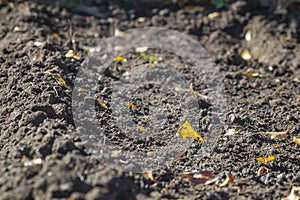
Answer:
[0,1,299,200]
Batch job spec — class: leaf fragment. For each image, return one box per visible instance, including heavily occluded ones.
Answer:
[179,171,215,185]
[225,128,240,136]
[183,5,204,12]
[219,174,234,187]
[176,120,203,141]
[114,56,126,62]
[136,125,145,131]
[292,136,300,146]
[260,125,290,139]
[240,68,259,77]
[256,166,268,176]
[97,98,108,109]
[256,155,275,163]
[297,97,300,101]
[245,30,252,41]
[241,50,252,60]
[208,12,221,19]
[65,50,80,60]
[143,171,154,181]
[22,156,43,167]
[282,186,300,200]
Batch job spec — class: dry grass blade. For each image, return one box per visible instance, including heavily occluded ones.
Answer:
[260,125,291,139]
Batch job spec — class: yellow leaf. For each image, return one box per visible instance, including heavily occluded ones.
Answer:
[143,171,154,181]
[292,136,300,146]
[114,56,125,61]
[127,103,136,110]
[256,155,275,163]
[78,88,85,93]
[176,120,203,141]
[58,77,66,86]
[241,50,252,60]
[97,98,108,109]
[297,97,300,101]
[136,125,145,131]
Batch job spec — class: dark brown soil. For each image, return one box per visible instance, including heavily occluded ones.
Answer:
[0,1,299,199]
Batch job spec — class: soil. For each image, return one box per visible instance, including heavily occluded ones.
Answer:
[0,0,300,200]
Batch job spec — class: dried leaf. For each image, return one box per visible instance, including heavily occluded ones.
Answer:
[260,125,290,139]
[282,186,300,200]
[176,121,203,141]
[183,5,204,12]
[297,97,300,101]
[292,136,300,146]
[97,98,108,109]
[225,129,240,136]
[208,12,221,19]
[65,50,80,60]
[219,174,234,187]
[241,50,252,60]
[179,171,214,185]
[22,156,43,166]
[256,155,275,163]
[240,68,259,77]
[136,125,145,131]
[256,166,268,176]
[143,171,154,181]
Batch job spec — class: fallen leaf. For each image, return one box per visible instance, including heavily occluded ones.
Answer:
[176,120,203,141]
[240,68,259,77]
[97,98,108,109]
[260,125,290,139]
[179,171,215,185]
[143,171,154,181]
[183,5,204,12]
[58,77,67,87]
[65,50,80,60]
[219,174,234,187]
[208,12,221,19]
[282,186,300,200]
[114,56,126,62]
[225,129,240,136]
[136,125,145,131]
[256,166,268,176]
[297,97,300,101]
[22,156,43,167]
[78,88,86,93]
[241,50,252,60]
[273,143,280,147]
[292,136,300,146]
[256,155,275,163]
[147,152,154,157]
[127,103,136,110]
